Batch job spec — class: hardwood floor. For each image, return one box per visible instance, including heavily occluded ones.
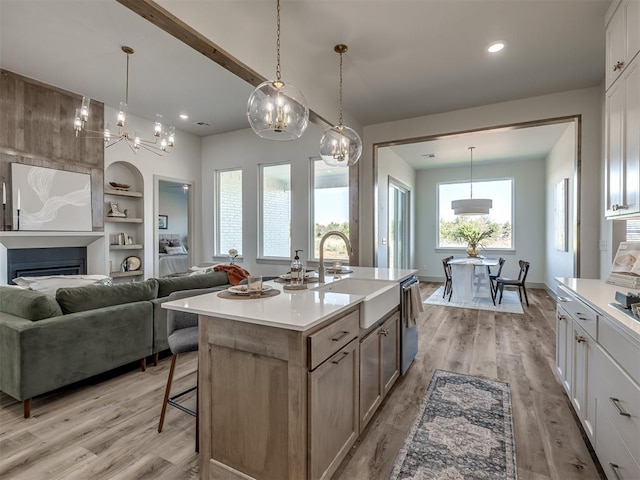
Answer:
[0,283,604,480]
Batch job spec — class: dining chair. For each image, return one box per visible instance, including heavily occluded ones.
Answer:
[495,260,530,307]
[487,257,506,305]
[441,256,454,301]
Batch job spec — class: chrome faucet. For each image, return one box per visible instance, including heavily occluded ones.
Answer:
[318,230,353,283]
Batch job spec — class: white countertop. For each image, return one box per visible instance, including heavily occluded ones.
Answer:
[556,277,640,340]
[162,267,417,332]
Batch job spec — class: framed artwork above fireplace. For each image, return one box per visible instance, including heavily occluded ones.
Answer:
[12,163,92,231]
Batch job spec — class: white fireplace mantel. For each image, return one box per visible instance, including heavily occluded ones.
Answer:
[0,231,107,284]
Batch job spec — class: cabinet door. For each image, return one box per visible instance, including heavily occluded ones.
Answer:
[607,3,627,90]
[606,79,625,217]
[556,306,572,395]
[571,323,595,440]
[627,0,640,65]
[309,339,359,480]
[359,328,382,431]
[623,58,640,216]
[381,312,400,397]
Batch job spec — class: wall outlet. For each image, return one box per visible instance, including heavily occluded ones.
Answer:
[381,237,387,245]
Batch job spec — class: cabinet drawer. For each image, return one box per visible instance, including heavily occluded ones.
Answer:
[557,286,598,339]
[309,310,359,370]
[599,315,640,386]
[597,347,640,465]
[596,402,640,480]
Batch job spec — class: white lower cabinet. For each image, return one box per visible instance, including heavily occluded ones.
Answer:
[556,284,640,479]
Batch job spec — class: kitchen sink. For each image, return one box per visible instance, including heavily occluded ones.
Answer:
[312,278,400,329]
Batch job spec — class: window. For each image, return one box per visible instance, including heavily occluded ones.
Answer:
[438,179,513,249]
[311,159,350,259]
[260,163,291,258]
[215,169,243,255]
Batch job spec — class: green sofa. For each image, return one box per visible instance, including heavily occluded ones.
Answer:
[0,271,230,418]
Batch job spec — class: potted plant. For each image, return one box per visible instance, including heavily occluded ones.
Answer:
[453,223,495,257]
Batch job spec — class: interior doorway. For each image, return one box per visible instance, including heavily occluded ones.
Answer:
[388,178,410,269]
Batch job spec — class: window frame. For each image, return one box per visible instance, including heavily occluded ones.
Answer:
[436,177,515,250]
[214,167,243,257]
[258,161,292,260]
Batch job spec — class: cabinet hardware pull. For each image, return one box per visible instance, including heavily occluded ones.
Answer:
[613,61,625,71]
[557,296,570,302]
[609,463,623,480]
[575,334,587,343]
[332,351,350,364]
[576,314,589,321]
[610,397,631,417]
[557,314,567,321]
[331,331,350,342]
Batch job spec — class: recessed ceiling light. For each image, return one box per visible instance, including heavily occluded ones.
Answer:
[422,153,436,158]
[487,41,506,53]
[179,114,189,120]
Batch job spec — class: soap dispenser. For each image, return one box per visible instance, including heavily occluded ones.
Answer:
[291,250,304,286]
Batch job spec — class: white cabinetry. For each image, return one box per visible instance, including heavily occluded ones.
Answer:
[605,0,640,218]
[555,282,640,480]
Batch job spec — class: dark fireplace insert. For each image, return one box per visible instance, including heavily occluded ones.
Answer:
[7,247,87,285]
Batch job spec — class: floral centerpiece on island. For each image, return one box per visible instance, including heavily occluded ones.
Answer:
[453,223,495,257]
[228,249,239,265]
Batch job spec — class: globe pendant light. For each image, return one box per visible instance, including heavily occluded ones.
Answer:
[320,44,362,167]
[247,0,309,140]
[451,147,492,215]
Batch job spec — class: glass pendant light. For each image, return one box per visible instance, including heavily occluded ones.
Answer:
[247,0,309,140]
[451,147,492,215]
[319,44,362,167]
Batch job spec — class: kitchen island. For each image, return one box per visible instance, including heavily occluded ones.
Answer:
[163,267,416,480]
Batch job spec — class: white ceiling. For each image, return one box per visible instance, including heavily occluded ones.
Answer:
[0,0,608,158]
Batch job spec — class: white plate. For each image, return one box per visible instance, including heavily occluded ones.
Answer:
[227,285,272,295]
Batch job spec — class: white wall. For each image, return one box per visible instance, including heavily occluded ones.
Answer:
[376,148,416,268]
[104,106,202,278]
[545,124,577,288]
[158,181,189,245]
[362,87,603,280]
[201,122,326,276]
[416,159,546,285]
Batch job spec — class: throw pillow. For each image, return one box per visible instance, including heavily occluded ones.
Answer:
[13,275,112,296]
[0,286,63,321]
[165,245,187,255]
[159,239,170,253]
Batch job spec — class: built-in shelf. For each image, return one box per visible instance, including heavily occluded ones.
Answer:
[110,270,144,278]
[104,189,143,198]
[105,217,143,224]
[109,244,143,250]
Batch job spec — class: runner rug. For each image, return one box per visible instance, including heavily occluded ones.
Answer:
[424,286,524,315]
[389,370,517,480]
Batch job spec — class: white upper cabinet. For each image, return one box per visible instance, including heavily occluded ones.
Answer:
[606,0,640,90]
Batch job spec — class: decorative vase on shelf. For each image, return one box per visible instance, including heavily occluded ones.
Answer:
[466,244,480,257]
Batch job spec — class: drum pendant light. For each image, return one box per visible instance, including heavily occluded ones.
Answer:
[247,0,309,140]
[451,147,492,215]
[319,44,362,166]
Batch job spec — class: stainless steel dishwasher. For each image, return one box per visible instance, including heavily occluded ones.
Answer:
[400,275,419,375]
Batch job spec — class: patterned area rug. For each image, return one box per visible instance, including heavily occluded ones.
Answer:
[389,370,517,480]
[424,286,524,315]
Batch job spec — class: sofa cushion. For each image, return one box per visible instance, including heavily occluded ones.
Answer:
[157,271,228,298]
[56,279,159,314]
[0,287,63,321]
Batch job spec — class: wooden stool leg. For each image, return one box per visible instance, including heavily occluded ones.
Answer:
[153,352,159,366]
[158,354,178,433]
[195,360,199,453]
[23,398,31,418]
[140,358,146,372]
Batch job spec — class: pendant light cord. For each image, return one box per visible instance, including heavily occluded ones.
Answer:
[125,52,130,106]
[275,0,281,82]
[469,146,475,199]
[338,50,344,126]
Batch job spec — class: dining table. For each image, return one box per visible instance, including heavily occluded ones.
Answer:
[447,256,499,302]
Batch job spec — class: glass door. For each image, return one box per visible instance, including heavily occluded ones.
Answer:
[388,179,410,269]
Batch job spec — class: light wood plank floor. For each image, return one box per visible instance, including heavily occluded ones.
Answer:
[0,283,604,480]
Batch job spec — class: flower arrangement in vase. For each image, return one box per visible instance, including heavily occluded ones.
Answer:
[228,249,239,265]
[453,223,495,257]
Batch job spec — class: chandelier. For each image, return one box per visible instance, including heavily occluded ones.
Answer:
[451,147,492,215]
[319,44,362,167]
[246,0,309,140]
[74,46,175,155]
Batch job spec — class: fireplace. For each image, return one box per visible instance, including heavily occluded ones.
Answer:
[7,247,87,285]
